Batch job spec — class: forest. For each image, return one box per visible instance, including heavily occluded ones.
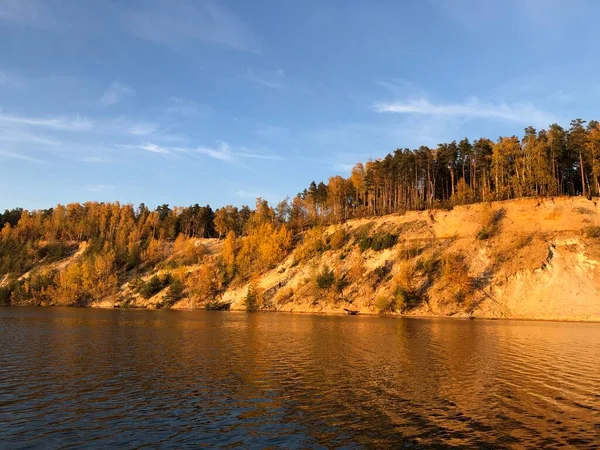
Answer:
[1,118,599,307]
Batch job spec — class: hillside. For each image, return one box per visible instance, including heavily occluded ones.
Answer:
[5,196,600,322]
[214,196,600,321]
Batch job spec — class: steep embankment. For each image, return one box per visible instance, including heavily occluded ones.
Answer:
[6,197,600,321]
[116,197,600,321]
[209,196,600,321]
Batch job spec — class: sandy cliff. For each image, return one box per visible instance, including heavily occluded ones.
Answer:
[19,196,600,321]
[93,196,600,321]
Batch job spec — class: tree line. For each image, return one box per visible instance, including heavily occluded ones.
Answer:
[1,118,599,276]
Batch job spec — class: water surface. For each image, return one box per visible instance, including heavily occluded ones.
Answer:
[1,308,599,448]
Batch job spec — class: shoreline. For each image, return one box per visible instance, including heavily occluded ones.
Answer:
[5,303,600,324]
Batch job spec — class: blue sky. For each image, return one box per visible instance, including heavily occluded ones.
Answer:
[1,0,599,210]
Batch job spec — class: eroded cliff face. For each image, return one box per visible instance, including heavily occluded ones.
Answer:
[11,197,600,321]
[484,238,600,321]
[207,196,600,321]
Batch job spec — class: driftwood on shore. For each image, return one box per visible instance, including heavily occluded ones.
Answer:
[344,308,359,315]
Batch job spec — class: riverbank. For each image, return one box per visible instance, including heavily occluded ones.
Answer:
[5,196,600,322]
[98,196,600,322]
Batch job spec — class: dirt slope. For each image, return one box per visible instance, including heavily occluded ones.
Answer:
[83,196,600,321]
[213,197,600,321]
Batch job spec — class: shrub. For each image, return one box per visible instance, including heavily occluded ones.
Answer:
[316,265,335,290]
[574,207,595,215]
[476,207,505,240]
[514,233,533,249]
[335,275,349,294]
[245,280,261,312]
[416,254,441,280]
[391,261,420,308]
[139,275,165,299]
[438,254,474,304]
[358,232,398,252]
[0,286,12,305]
[328,228,348,250]
[294,227,327,262]
[358,235,372,252]
[373,263,392,282]
[375,295,394,314]
[584,226,600,238]
[172,235,206,265]
[163,278,184,306]
[36,242,77,262]
[398,241,425,260]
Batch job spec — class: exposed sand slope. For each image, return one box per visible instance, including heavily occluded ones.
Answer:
[216,197,600,321]
[82,197,600,321]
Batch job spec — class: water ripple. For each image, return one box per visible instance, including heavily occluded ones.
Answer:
[0,309,599,448]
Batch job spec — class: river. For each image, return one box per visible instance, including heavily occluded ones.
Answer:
[0,308,599,448]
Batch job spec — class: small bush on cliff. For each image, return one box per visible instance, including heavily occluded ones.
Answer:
[359,232,398,252]
[0,286,12,305]
[245,280,261,312]
[391,261,421,310]
[375,295,395,314]
[316,265,335,290]
[36,242,77,262]
[140,275,166,299]
[438,254,474,305]
[476,207,505,240]
[294,227,327,262]
[163,277,184,306]
[328,228,348,250]
[583,226,600,238]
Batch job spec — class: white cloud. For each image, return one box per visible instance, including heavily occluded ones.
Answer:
[0,113,93,131]
[196,142,234,161]
[0,150,44,163]
[101,81,135,106]
[126,1,259,53]
[86,184,116,192]
[129,122,159,136]
[0,127,60,146]
[333,163,354,173]
[139,143,170,154]
[137,141,279,164]
[244,67,286,89]
[167,96,211,118]
[374,97,557,127]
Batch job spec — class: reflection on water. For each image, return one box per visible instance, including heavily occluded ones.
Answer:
[1,308,599,448]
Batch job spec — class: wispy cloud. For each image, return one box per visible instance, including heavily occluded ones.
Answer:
[0,150,44,163]
[374,97,557,127]
[136,141,279,164]
[0,112,93,131]
[196,142,234,161]
[125,0,259,53]
[85,184,116,193]
[101,80,135,106]
[139,143,170,154]
[167,96,211,118]
[0,127,60,146]
[244,67,286,89]
[129,122,159,136]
